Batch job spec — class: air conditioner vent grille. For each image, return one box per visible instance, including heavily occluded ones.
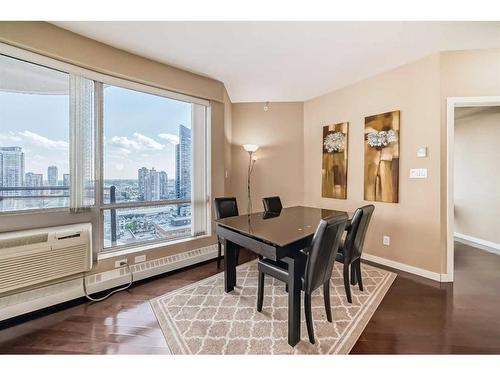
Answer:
[0,234,48,250]
[0,224,91,294]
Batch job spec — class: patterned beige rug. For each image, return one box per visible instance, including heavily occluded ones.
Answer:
[150,260,396,354]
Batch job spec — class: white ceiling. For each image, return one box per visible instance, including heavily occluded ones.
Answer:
[52,21,500,102]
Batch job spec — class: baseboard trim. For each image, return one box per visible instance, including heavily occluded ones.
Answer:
[0,244,218,321]
[361,253,443,282]
[454,233,500,255]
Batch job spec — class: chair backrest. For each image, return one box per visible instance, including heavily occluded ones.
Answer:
[262,196,282,213]
[343,205,375,264]
[214,197,239,220]
[304,213,347,294]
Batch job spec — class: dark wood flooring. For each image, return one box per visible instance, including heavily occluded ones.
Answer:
[0,242,499,354]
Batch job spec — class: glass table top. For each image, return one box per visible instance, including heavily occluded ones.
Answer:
[215,205,349,247]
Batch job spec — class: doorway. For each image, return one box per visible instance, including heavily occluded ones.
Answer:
[445,96,500,282]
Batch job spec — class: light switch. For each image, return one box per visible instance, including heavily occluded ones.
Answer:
[410,168,428,178]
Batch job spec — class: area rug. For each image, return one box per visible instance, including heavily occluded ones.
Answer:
[150,260,396,354]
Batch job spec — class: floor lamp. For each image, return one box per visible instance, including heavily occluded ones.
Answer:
[243,144,259,214]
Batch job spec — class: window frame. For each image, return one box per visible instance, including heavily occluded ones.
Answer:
[97,81,211,253]
[0,43,212,254]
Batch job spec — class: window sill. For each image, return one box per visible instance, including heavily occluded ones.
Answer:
[97,233,213,261]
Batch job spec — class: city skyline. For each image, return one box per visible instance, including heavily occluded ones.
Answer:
[1,123,192,205]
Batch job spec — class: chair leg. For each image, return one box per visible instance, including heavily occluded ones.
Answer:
[285,284,289,293]
[304,293,315,344]
[323,281,332,322]
[355,259,364,291]
[343,262,352,303]
[257,270,265,312]
[350,263,357,285]
[217,242,222,269]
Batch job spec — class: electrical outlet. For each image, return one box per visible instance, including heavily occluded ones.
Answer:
[383,236,390,246]
[135,255,146,263]
[115,259,128,268]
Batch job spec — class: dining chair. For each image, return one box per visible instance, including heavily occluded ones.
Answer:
[214,197,241,268]
[262,196,282,213]
[256,213,347,344]
[336,205,375,303]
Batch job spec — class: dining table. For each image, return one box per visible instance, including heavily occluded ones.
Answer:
[215,205,351,347]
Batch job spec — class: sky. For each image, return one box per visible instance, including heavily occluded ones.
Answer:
[0,74,191,180]
[103,85,191,179]
[0,91,70,178]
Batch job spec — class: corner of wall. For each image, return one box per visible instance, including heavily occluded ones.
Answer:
[223,87,233,196]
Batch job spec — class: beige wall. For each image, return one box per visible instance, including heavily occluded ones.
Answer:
[230,102,304,213]
[223,89,233,195]
[303,54,443,273]
[0,22,232,274]
[454,107,500,244]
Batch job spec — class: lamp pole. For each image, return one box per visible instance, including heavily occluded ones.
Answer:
[247,151,257,214]
[243,144,259,214]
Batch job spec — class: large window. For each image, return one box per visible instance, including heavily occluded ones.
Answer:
[0,54,95,213]
[101,85,208,250]
[0,45,210,254]
[0,55,70,211]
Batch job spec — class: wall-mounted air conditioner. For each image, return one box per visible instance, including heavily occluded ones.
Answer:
[0,223,92,294]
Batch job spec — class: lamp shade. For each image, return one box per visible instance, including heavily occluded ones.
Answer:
[243,144,259,152]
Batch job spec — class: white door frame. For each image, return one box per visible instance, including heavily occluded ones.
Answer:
[444,96,500,282]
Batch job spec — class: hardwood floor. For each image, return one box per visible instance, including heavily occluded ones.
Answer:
[352,242,500,354]
[0,242,499,354]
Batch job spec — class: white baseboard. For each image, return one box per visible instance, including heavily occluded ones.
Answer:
[0,244,218,321]
[454,233,500,255]
[361,253,443,282]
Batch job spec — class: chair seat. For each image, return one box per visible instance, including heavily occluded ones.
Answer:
[258,254,307,286]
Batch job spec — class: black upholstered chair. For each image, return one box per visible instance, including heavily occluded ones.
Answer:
[336,205,375,303]
[262,196,283,213]
[256,213,347,344]
[214,197,241,268]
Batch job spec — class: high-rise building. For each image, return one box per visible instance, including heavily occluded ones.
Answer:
[25,172,43,196]
[150,168,160,201]
[159,171,168,199]
[47,166,58,186]
[175,125,191,199]
[0,147,25,193]
[63,174,70,187]
[138,167,150,201]
[175,143,180,198]
[138,167,164,201]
